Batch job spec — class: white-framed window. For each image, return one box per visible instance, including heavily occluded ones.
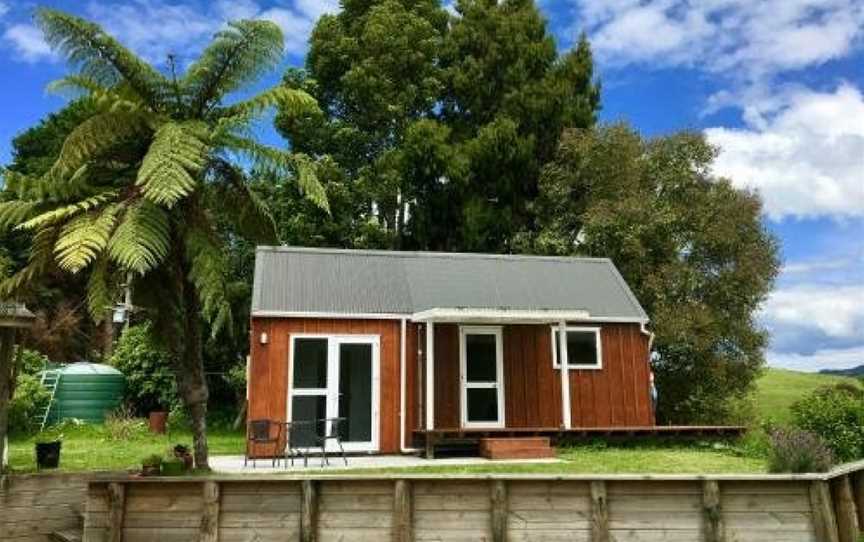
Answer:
[551,326,603,370]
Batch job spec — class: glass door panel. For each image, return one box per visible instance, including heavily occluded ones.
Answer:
[461,327,504,428]
[289,335,379,452]
[338,343,373,444]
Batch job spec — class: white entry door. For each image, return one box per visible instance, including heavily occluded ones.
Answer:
[460,326,505,428]
[289,335,380,452]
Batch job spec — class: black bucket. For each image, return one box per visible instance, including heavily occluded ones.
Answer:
[35,441,61,469]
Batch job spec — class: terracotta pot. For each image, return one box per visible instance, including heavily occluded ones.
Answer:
[148,411,168,434]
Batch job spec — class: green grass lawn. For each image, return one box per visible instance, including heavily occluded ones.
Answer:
[6,367,855,475]
[7,423,246,473]
[754,368,860,424]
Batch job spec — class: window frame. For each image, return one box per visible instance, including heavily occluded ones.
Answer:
[550,326,603,370]
[459,325,506,429]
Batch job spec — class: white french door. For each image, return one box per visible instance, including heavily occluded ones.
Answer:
[288,335,380,452]
[459,326,505,428]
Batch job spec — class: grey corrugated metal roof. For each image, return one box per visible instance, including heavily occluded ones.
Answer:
[252,247,648,320]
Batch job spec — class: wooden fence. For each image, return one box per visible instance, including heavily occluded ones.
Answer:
[81,463,864,542]
[0,472,92,541]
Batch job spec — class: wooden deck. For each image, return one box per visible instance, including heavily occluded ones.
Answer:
[415,425,747,458]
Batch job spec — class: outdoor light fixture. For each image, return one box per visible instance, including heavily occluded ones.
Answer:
[260,332,269,345]
[111,304,128,324]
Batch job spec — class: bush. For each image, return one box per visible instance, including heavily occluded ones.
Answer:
[791,384,864,462]
[16,348,50,376]
[104,405,147,441]
[8,374,50,435]
[110,323,177,415]
[768,428,834,473]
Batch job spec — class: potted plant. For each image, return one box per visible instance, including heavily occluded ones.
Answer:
[148,408,168,434]
[173,444,193,470]
[34,428,63,469]
[141,454,162,476]
[160,451,185,476]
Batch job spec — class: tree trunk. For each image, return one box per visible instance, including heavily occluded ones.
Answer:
[176,278,209,470]
[0,328,17,473]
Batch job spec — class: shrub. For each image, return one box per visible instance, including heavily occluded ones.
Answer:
[110,323,177,415]
[768,428,833,473]
[16,348,50,376]
[791,384,864,462]
[104,405,147,441]
[8,374,50,435]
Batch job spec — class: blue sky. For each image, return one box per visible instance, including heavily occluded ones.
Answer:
[0,0,862,371]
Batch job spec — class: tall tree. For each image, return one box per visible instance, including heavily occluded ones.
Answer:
[0,9,326,467]
[277,0,448,248]
[442,0,600,251]
[276,0,600,251]
[531,125,780,423]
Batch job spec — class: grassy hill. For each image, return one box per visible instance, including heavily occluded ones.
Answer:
[754,368,861,424]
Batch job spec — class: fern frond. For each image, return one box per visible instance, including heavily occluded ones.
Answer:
[46,75,109,97]
[54,204,120,273]
[136,122,209,207]
[0,200,41,232]
[214,86,318,126]
[220,135,329,212]
[184,222,232,336]
[17,190,118,231]
[206,162,277,243]
[0,227,58,297]
[86,256,116,322]
[35,8,169,108]
[184,20,284,114]
[48,110,148,182]
[107,200,171,274]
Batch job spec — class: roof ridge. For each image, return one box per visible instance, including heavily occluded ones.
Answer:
[255,245,613,264]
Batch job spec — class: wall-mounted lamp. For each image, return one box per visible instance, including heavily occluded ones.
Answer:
[259,332,269,345]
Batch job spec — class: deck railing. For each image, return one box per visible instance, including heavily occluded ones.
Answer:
[78,461,864,542]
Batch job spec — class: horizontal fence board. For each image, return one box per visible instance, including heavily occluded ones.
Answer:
[609,529,704,541]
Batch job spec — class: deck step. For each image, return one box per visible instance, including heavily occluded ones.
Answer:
[479,437,555,460]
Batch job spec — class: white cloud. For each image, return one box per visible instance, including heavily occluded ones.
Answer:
[768,345,864,372]
[761,284,864,340]
[705,83,864,220]
[0,2,9,19]
[3,24,55,63]
[576,0,864,78]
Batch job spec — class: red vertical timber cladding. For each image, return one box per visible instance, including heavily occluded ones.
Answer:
[433,324,460,429]
[247,317,403,454]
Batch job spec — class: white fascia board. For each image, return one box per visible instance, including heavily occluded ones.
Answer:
[410,307,591,323]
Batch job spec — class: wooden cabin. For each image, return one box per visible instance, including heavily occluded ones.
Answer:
[248,246,659,458]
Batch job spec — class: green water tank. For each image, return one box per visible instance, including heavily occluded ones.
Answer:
[48,362,126,424]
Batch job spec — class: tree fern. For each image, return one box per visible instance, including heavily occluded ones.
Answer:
[215,86,319,125]
[86,256,116,322]
[0,200,40,232]
[137,122,209,207]
[49,110,148,182]
[107,200,171,274]
[184,223,232,336]
[184,20,284,115]
[17,191,117,231]
[36,8,168,109]
[53,204,120,272]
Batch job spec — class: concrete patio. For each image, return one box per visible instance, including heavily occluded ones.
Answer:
[211,454,561,473]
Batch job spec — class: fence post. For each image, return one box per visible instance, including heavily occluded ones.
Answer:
[393,479,413,542]
[301,480,318,542]
[853,472,864,530]
[702,480,725,542]
[832,476,859,542]
[200,480,220,542]
[490,480,508,542]
[107,482,126,542]
[590,481,610,542]
[810,480,840,542]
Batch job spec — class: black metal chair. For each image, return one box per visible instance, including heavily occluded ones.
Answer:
[283,420,314,468]
[318,417,348,467]
[245,419,283,468]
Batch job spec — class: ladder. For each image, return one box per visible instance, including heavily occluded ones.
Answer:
[37,369,61,432]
